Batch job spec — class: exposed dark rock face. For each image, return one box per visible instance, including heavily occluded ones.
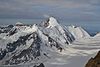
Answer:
[85,51,100,67]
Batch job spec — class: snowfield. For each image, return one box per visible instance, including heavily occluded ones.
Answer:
[44,37,100,67]
[0,17,100,67]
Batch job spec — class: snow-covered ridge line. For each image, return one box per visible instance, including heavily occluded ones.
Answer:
[66,25,90,39]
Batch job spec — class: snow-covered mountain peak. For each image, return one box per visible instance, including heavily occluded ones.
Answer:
[67,25,90,39]
[40,17,75,48]
[47,17,59,28]
[39,17,60,28]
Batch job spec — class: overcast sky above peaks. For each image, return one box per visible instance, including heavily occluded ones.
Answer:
[0,0,100,21]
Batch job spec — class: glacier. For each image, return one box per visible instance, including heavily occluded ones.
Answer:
[0,17,100,67]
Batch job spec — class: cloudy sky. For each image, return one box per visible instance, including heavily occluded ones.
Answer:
[0,0,100,22]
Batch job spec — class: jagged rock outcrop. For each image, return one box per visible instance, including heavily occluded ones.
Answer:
[85,51,100,67]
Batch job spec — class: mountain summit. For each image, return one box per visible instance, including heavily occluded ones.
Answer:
[46,17,59,28]
[67,25,90,39]
[41,17,75,47]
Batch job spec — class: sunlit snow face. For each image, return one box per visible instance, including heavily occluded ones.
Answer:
[42,17,59,28]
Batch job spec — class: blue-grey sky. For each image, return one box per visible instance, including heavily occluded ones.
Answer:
[0,0,100,21]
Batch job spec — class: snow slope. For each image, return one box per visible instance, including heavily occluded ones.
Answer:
[40,17,75,48]
[94,32,100,38]
[44,37,100,67]
[66,25,90,39]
